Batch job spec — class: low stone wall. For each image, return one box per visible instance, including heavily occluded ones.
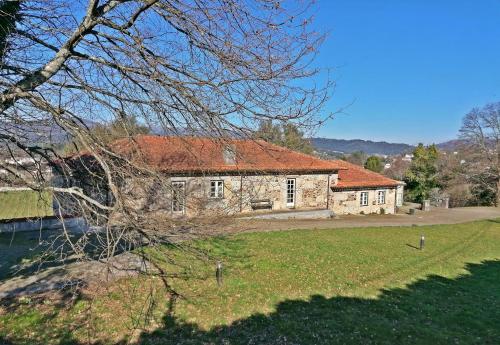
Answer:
[0,216,87,233]
[239,209,334,220]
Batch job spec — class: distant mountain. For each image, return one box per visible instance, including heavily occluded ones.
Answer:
[0,121,71,145]
[0,121,240,145]
[2,120,463,156]
[311,138,414,156]
[436,139,467,152]
[0,119,99,145]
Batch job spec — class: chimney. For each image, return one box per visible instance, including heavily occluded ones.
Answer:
[223,144,237,165]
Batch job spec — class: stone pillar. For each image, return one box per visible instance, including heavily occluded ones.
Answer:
[422,199,431,211]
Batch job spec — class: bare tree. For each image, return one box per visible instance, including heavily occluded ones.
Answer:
[384,156,410,181]
[0,0,331,302]
[459,102,500,206]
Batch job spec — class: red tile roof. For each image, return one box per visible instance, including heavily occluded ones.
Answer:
[107,135,344,174]
[332,160,402,189]
[69,136,402,188]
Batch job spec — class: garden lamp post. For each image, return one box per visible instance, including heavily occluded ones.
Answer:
[216,261,223,286]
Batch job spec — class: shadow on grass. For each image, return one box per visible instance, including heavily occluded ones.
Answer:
[0,229,86,282]
[405,243,420,250]
[0,229,135,284]
[2,261,499,344]
[136,260,500,345]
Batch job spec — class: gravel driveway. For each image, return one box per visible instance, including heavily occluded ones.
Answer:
[224,207,500,234]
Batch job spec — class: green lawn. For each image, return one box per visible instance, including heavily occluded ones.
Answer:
[1,219,500,344]
[0,190,53,220]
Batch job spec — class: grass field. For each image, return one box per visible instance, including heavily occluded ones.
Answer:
[0,190,53,220]
[1,219,500,344]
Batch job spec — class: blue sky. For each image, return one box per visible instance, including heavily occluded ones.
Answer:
[311,0,500,144]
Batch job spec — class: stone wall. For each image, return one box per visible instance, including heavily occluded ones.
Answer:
[117,173,335,218]
[239,174,332,213]
[53,167,402,218]
[329,188,398,215]
[0,216,86,233]
[51,168,107,218]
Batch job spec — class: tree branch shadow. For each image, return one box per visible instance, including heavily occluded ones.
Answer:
[405,243,420,250]
[2,260,500,344]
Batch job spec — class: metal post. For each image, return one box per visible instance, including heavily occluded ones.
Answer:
[420,235,425,250]
[216,261,223,286]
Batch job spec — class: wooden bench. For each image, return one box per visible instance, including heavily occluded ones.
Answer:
[250,199,273,210]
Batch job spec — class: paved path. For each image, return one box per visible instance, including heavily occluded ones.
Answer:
[226,207,500,234]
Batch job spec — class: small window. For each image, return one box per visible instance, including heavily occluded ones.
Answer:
[360,192,368,206]
[377,191,386,205]
[210,180,224,198]
[172,181,185,213]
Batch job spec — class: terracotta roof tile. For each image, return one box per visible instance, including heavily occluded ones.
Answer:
[69,136,403,188]
[107,135,344,173]
[332,160,402,189]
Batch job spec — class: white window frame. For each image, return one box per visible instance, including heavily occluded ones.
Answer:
[171,181,186,213]
[286,178,296,207]
[360,191,369,206]
[209,180,224,199]
[377,190,386,205]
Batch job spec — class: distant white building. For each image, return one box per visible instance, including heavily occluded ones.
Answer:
[402,154,414,162]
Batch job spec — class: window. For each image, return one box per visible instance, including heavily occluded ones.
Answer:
[171,181,185,213]
[210,180,224,198]
[377,191,386,204]
[286,178,296,207]
[360,192,368,206]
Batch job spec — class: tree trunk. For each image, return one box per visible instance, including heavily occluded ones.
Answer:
[497,178,500,207]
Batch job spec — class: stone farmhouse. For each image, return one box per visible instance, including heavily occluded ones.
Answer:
[56,135,404,218]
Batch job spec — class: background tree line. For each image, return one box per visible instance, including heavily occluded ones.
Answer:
[253,120,314,154]
[384,102,499,207]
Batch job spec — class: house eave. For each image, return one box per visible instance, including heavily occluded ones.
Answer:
[158,168,343,177]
